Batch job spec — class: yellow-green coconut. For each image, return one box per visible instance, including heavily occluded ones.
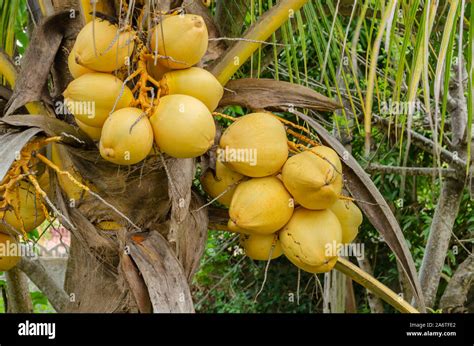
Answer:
[229,176,294,235]
[159,67,223,111]
[281,146,343,210]
[330,199,363,244]
[150,94,216,158]
[99,107,153,165]
[63,72,134,127]
[219,112,288,177]
[240,233,283,260]
[201,160,244,207]
[151,15,208,69]
[279,208,342,273]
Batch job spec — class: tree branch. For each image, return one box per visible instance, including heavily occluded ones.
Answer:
[446,56,468,147]
[439,255,473,312]
[18,254,70,312]
[366,164,458,178]
[418,59,469,308]
[372,115,467,172]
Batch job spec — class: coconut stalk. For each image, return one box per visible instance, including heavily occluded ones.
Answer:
[335,258,418,313]
[210,0,309,85]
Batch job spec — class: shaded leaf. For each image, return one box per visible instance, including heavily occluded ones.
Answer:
[1,113,93,147]
[120,253,153,313]
[0,127,41,182]
[128,231,194,313]
[5,11,78,116]
[0,50,48,115]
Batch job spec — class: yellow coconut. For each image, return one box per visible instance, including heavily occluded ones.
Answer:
[0,233,20,271]
[280,208,342,273]
[201,160,244,207]
[288,256,338,274]
[151,14,208,69]
[229,176,294,235]
[219,112,288,177]
[68,49,93,78]
[240,233,283,261]
[75,117,102,141]
[73,19,135,72]
[227,220,253,234]
[63,72,134,127]
[281,146,343,210]
[330,199,363,244]
[99,107,154,165]
[150,94,216,158]
[0,181,46,234]
[159,67,223,111]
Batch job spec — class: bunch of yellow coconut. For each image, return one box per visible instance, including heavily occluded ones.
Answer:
[0,174,49,271]
[1,13,224,271]
[0,182,43,270]
[65,14,222,164]
[0,232,20,271]
[201,112,363,273]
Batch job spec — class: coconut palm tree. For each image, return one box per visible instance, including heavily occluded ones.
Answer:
[0,0,471,313]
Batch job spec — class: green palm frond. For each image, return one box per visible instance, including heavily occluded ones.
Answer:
[0,0,29,57]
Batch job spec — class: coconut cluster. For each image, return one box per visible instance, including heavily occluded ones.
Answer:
[201,113,363,274]
[0,171,50,235]
[0,173,49,267]
[0,232,20,271]
[65,14,222,165]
